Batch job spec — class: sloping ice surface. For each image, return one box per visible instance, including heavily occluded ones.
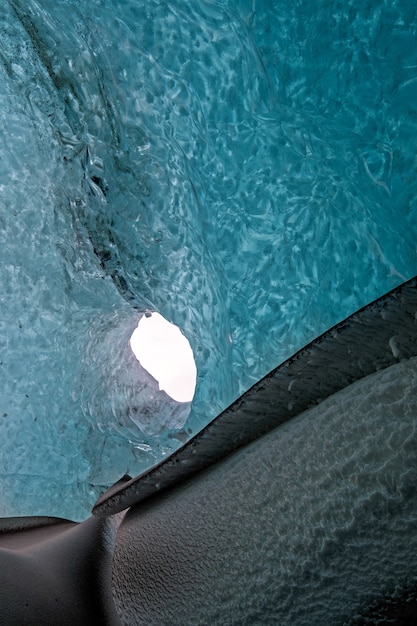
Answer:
[111,355,417,625]
[93,276,417,517]
[0,0,416,519]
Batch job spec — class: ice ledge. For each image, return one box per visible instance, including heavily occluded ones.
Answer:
[93,275,417,516]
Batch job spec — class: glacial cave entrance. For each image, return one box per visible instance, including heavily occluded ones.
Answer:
[130,312,197,403]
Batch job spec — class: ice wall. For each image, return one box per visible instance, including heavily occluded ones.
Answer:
[0,0,416,519]
[112,356,417,625]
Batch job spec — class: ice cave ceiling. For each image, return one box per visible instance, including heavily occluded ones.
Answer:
[0,0,416,520]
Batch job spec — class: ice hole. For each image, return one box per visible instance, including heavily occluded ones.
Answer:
[130,312,197,403]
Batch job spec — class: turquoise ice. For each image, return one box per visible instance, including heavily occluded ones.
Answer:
[0,0,416,519]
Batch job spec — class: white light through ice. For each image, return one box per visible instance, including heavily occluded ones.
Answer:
[130,312,197,403]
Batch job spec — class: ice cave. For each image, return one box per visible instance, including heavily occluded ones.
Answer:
[1,0,417,624]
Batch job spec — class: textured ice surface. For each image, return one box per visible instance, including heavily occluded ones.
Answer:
[0,0,417,519]
[113,356,417,625]
[93,276,417,517]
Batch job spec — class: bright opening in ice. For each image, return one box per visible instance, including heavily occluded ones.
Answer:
[130,312,197,403]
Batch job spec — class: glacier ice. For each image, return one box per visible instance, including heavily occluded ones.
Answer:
[0,0,417,519]
[112,356,417,625]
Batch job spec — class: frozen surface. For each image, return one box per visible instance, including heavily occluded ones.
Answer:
[0,0,416,519]
[113,356,417,625]
[94,276,417,516]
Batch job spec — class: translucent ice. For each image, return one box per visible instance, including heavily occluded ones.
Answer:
[0,0,417,519]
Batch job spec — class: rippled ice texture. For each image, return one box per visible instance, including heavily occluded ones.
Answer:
[0,0,416,519]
